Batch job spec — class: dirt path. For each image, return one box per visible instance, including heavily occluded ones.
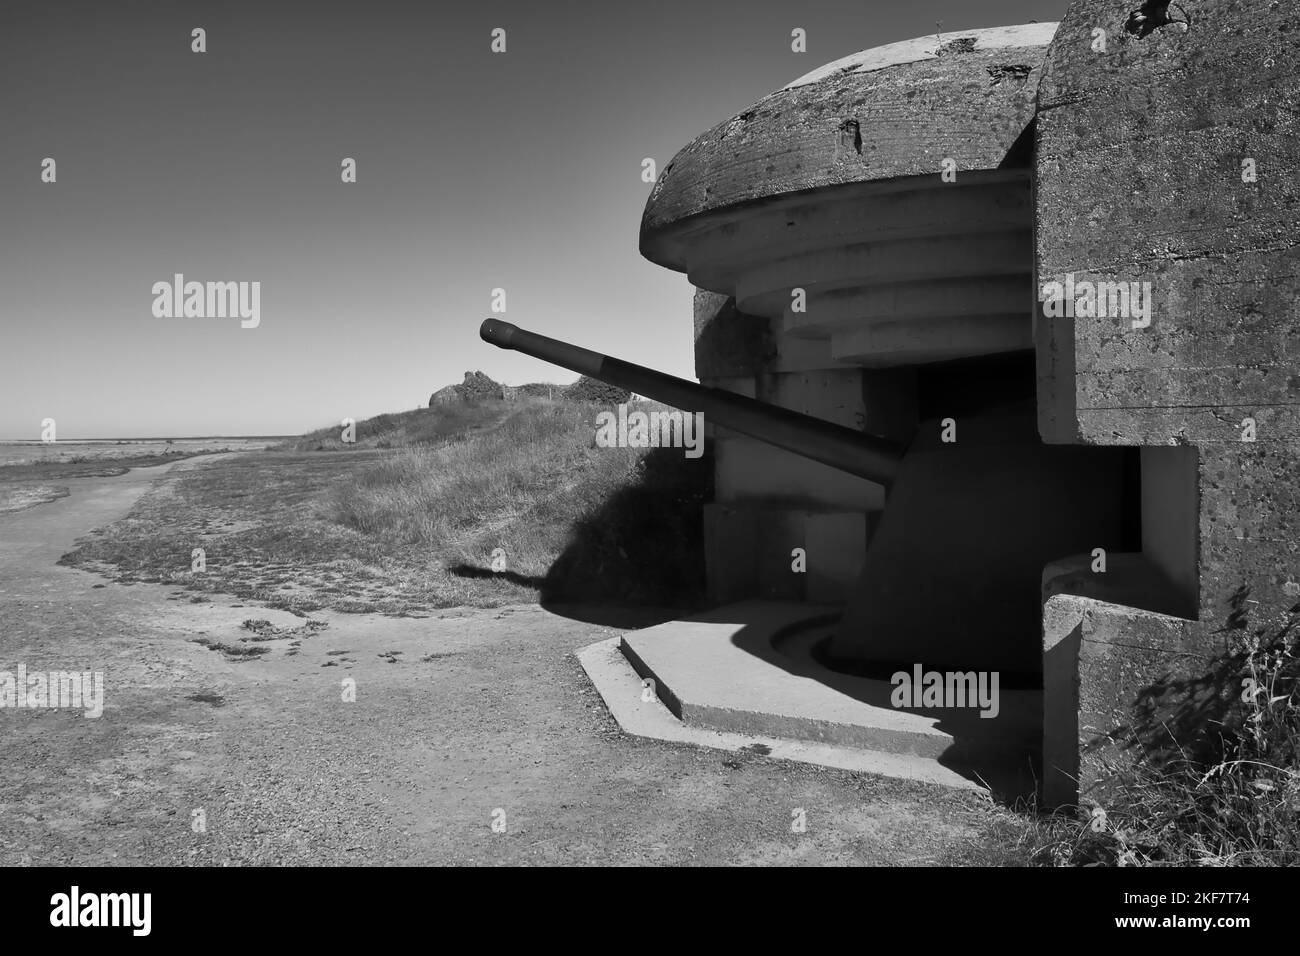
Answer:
[0,456,1018,865]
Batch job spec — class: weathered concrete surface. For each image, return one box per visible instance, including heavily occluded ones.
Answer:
[1035,0,1300,803]
[703,504,867,604]
[617,601,1039,795]
[1037,0,1300,454]
[641,23,1056,250]
[577,637,986,791]
[649,6,1298,809]
[677,178,1035,293]
[784,24,1060,89]
[694,289,904,608]
[644,33,1048,378]
[666,175,1038,369]
[1036,0,1300,592]
[694,290,776,380]
[1042,551,1190,621]
[1041,593,1236,808]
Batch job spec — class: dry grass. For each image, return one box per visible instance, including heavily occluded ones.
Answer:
[0,484,71,513]
[329,401,706,596]
[282,402,511,451]
[60,398,710,615]
[1024,605,1300,866]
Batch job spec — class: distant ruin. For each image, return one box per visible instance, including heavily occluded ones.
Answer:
[429,371,507,406]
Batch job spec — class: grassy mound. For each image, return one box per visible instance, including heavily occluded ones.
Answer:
[61,398,710,614]
[282,401,511,451]
[331,400,709,605]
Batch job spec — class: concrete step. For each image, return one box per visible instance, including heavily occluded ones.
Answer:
[577,636,991,792]
[609,601,1042,796]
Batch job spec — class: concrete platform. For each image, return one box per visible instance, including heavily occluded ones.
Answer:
[576,637,987,792]
[582,601,1042,797]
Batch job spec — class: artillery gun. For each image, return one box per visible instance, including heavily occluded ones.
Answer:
[481,318,1133,684]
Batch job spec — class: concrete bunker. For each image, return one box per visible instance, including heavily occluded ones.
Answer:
[487,7,1300,805]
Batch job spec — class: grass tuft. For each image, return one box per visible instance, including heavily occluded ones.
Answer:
[1024,604,1300,866]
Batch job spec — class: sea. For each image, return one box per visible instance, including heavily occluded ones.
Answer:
[0,437,282,468]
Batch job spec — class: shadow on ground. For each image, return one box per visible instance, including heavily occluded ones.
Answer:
[453,446,712,628]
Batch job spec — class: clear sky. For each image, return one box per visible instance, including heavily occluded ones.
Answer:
[0,0,1066,439]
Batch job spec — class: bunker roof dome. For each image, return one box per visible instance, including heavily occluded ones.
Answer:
[639,22,1058,273]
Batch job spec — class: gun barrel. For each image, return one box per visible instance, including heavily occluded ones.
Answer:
[479,319,903,487]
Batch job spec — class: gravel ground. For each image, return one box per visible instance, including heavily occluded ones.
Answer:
[0,457,1031,866]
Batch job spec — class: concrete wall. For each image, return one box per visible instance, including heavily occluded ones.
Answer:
[1036,0,1300,803]
[693,288,914,604]
[641,9,1299,804]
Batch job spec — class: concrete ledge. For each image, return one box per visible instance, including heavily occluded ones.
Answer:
[576,637,987,792]
[785,23,1059,90]
[600,601,1041,796]
[641,27,1051,246]
[1042,592,1195,808]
